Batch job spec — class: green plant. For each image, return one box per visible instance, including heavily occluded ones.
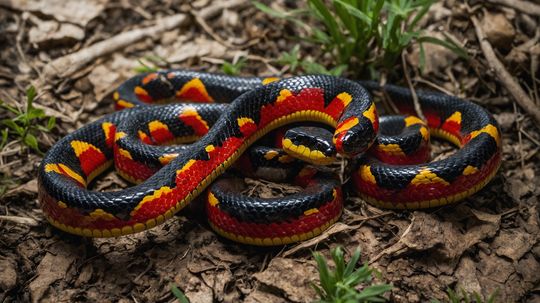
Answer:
[0,172,18,197]
[279,45,348,76]
[221,57,248,76]
[254,0,466,76]
[170,283,190,303]
[0,86,55,154]
[134,55,167,73]
[312,246,392,303]
[432,287,499,303]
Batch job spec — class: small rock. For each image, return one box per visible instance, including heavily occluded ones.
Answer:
[481,13,515,50]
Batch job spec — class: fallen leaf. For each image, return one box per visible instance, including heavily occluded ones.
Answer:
[463,209,501,248]
[244,290,286,303]
[28,17,85,49]
[2,0,105,27]
[88,65,121,102]
[0,257,17,290]
[253,257,318,303]
[29,243,77,303]
[283,222,354,257]
[476,251,513,284]
[454,256,482,295]
[492,229,535,261]
[4,179,38,197]
[159,37,229,63]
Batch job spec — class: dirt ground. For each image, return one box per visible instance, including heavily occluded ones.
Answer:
[0,0,539,302]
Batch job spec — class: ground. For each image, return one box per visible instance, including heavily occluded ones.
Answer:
[0,0,539,302]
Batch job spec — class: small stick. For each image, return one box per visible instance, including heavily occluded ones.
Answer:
[0,215,40,226]
[487,0,540,17]
[470,14,540,125]
[402,52,425,121]
[197,0,248,20]
[513,102,525,169]
[42,14,188,80]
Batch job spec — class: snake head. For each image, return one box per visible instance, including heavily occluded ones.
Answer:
[333,116,377,156]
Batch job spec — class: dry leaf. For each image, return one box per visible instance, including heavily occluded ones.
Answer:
[2,0,105,27]
[253,257,318,303]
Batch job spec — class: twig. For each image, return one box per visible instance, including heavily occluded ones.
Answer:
[487,0,540,17]
[401,52,425,121]
[42,14,188,80]
[513,102,525,169]
[197,0,248,20]
[193,14,237,49]
[0,215,40,226]
[520,128,540,148]
[413,77,456,96]
[470,14,540,125]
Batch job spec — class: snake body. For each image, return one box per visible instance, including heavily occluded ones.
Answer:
[38,71,501,245]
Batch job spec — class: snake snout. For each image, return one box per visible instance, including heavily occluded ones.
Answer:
[333,121,376,156]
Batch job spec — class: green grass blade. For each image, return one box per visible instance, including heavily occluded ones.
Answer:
[417,35,468,59]
[332,0,358,38]
[333,0,371,24]
[170,284,190,303]
[1,129,8,149]
[332,246,345,280]
[26,86,36,111]
[308,0,345,47]
[23,133,40,153]
[344,248,361,276]
[408,0,433,30]
[313,251,334,294]
[252,1,288,19]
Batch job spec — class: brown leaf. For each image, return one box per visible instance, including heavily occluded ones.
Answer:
[0,257,17,290]
[454,256,482,295]
[463,209,501,248]
[253,258,318,303]
[28,17,85,49]
[29,243,77,303]
[283,222,354,257]
[492,229,535,261]
[2,0,105,27]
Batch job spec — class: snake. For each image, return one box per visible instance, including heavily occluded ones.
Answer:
[38,70,502,245]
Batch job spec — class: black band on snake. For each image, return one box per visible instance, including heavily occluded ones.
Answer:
[38,70,501,245]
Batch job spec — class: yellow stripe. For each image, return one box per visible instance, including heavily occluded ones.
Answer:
[362,103,377,124]
[262,77,280,85]
[404,116,424,127]
[335,117,359,134]
[45,163,86,186]
[117,100,134,108]
[410,168,449,186]
[208,192,219,207]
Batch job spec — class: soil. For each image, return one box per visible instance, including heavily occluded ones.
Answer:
[0,0,539,302]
